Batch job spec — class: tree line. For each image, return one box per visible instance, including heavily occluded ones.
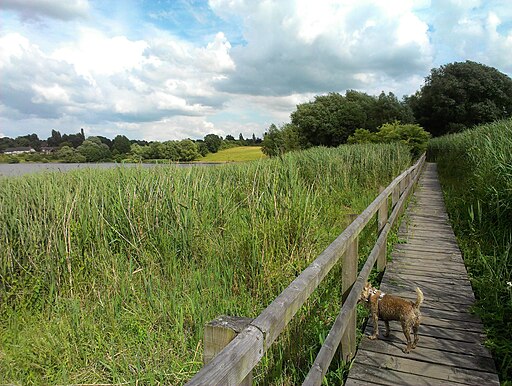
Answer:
[0,130,262,163]
[261,61,512,157]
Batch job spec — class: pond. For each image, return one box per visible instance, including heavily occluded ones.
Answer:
[0,162,218,177]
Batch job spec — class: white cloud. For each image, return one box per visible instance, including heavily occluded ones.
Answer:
[210,0,433,96]
[1,0,511,141]
[1,0,90,21]
[53,29,149,79]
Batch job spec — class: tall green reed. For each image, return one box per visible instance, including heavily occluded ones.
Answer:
[429,118,512,383]
[1,143,410,384]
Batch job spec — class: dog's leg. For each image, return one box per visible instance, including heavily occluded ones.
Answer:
[384,321,390,337]
[401,320,412,353]
[369,304,379,340]
[412,317,420,348]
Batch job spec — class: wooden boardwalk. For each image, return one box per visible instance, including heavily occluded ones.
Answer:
[346,163,500,386]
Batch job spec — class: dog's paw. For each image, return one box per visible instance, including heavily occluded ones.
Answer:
[368,335,378,340]
[403,347,410,354]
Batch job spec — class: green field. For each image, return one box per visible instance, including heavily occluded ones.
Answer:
[198,146,266,162]
[0,143,411,385]
[429,118,512,383]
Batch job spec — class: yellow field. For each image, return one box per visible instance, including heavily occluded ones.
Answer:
[198,146,267,162]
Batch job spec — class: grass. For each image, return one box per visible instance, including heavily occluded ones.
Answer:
[198,146,266,162]
[0,143,411,385]
[428,118,512,384]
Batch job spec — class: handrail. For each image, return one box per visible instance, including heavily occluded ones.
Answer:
[186,153,426,386]
[303,155,424,385]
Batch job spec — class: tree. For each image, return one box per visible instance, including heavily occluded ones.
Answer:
[225,135,235,141]
[47,129,62,147]
[290,91,412,148]
[261,124,284,157]
[176,139,200,161]
[348,121,430,158]
[112,135,131,154]
[204,133,222,153]
[77,137,111,162]
[57,146,86,163]
[409,61,512,136]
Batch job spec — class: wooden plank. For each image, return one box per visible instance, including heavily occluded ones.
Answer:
[415,306,482,323]
[364,321,486,343]
[353,349,499,385]
[347,362,471,386]
[380,282,475,302]
[388,271,470,284]
[361,330,492,357]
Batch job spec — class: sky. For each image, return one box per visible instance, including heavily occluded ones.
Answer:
[1,0,511,142]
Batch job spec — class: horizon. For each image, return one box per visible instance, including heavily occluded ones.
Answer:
[1,0,511,142]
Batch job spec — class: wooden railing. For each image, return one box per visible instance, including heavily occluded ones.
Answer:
[186,154,426,386]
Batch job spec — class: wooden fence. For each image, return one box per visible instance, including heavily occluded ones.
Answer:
[186,154,426,386]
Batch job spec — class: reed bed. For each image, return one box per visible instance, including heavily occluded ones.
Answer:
[429,118,512,383]
[0,143,411,385]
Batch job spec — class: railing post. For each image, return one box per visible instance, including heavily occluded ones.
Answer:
[377,187,388,271]
[203,315,253,386]
[340,214,358,362]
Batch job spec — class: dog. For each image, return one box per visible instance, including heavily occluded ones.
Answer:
[359,282,424,353]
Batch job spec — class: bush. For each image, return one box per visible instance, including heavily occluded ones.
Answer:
[348,121,430,158]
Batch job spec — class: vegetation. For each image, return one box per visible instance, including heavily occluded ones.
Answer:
[348,121,431,158]
[0,143,411,385]
[290,91,414,148]
[198,146,266,162]
[409,61,512,137]
[1,130,263,164]
[428,118,512,383]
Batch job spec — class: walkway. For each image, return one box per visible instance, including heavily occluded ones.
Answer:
[345,163,500,385]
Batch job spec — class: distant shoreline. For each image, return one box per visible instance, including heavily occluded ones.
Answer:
[0,162,220,177]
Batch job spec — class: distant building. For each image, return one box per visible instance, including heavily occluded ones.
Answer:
[2,147,36,155]
[41,147,58,154]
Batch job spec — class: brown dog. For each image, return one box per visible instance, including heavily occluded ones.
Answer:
[360,282,424,353]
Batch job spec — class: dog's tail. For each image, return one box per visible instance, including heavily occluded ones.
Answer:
[414,287,424,309]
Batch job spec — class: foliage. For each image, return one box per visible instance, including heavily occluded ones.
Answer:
[261,124,285,157]
[77,137,112,162]
[57,146,87,163]
[261,123,302,157]
[348,121,430,158]
[428,118,512,382]
[409,61,512,137]
[176,139,200,161]
[0,143,411,385]
[203,134,222,153]
[112,135,131,154]
[291,91,414,148]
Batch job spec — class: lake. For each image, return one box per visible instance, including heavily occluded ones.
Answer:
[0,162,218,177]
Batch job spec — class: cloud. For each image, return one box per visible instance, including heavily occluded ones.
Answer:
[1,0,90,21]
[210,0,433,96]
[420,0,512,74]
[0,29,235,130]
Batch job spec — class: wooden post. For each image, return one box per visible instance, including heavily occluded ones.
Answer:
[203,315,253,386]
[340,214,358,363]
[391,185,400,210]
[377,187,388,271]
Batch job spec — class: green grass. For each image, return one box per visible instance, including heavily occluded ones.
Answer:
[0,143,411,385]
[429,118,512,384]
[198,146,266,162]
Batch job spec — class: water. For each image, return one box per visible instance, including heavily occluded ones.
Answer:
[0,162,218,177]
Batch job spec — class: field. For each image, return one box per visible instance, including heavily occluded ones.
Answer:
[0,143,411,385]
[428,118,512,383]
[198,146,266,162]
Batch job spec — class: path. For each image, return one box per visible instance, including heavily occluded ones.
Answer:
[345,163,500,385]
